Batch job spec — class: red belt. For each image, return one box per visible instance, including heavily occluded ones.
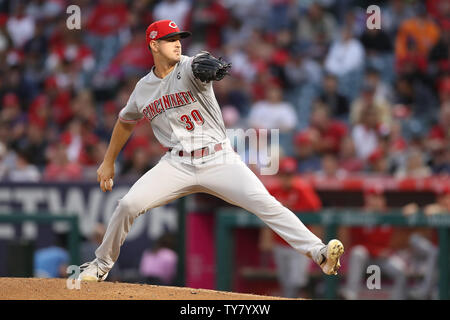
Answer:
[169,143,223,159]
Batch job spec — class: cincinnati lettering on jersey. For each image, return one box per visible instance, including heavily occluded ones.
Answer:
[143,90,197,121]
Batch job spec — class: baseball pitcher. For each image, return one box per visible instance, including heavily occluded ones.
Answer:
[78,20,344,282]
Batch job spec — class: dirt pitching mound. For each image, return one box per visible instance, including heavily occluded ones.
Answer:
[0,278,293,300]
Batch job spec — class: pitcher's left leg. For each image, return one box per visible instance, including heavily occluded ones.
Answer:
[197,154,343,273]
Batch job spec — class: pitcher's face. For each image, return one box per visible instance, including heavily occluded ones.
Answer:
[152,36,182,63]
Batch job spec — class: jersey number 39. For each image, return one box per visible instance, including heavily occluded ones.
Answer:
[180,109,204,131]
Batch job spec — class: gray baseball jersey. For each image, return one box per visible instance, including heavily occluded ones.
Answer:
[119,54,227,152]
[89,53,331,280]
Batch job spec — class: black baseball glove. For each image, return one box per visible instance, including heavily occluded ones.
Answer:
[191,51,232,83]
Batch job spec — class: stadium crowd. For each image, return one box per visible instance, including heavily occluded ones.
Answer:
[0,0,448,182]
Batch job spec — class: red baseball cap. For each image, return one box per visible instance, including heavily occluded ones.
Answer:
[146,20,191,46]
[294,130,312,146]
[364,184,384,196]
[279,157,298,174]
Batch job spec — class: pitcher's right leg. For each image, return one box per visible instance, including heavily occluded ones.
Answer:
[196,151,340,273]
[80,157,196,281]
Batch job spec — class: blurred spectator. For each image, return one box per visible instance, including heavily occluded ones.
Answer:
[324,27,365,101]
[0,141,8,180]
[324,27,364,78]
[27,92,52,130]
[400,186,450,299]
[316,152,347,179]
[427,102,450,153]
[106,27,153,79]
[222,14,253,50]
[30,77,73,128]
[187,0,229,52]
[0,93,27,147]
[283,44,322,98]
[119,147,153,181]
[85,0,129,73]
[34,232,69,278]
[59,117,101,167]
[351,106,380,160]
[428,26,450,81]
[427,0,450,30]
[6,2,35,49]
[317,74,349,121]
[221,104,243,129]
[340,185,408,300]
[7,149,40,182]
[363,68,394,105]
[293,130,321,173]
[222,0,268,29]
[42,142,83,181]
[381,0,417,38]
[139,233,178,285]
[395,4,440,73]
[214,75,252,117]
[359,27,393,56]
[308,103,347,155]
[25,0,65,25]
[392,75,439,128]
[15,124,47,170]
[46,28,95,88]
[338,136,364,173]
[22,22,48,98]
[247,85,297,132]
[438,77,450,105]
[0,13,10,54]
[395,149,432,179]
[153,0,191,30]
[128,0,153,30]
[96,100,120,141]
[259,156,322,298]
[429,145,450,175]
[367,147,390,175]
[267,0,294,34]
[296,3,337,60]
[70,90,97,129]
[381,120,408,172]
[350,82,392,128]
[423,185,450,216]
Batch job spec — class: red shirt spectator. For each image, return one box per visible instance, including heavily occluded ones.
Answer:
[350,225,394,258]
[267,157,322,246]
[28,94,51,129]
[309,103,348,154]
[427,0,450,29]
[349,186,394,258]
[60,123,100,166]
[47,39,95,73]
[43,143,83,181]
[30,77,73,128]
[186,0,229,51]
[108,30,153,72]
[86,1,129,36]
